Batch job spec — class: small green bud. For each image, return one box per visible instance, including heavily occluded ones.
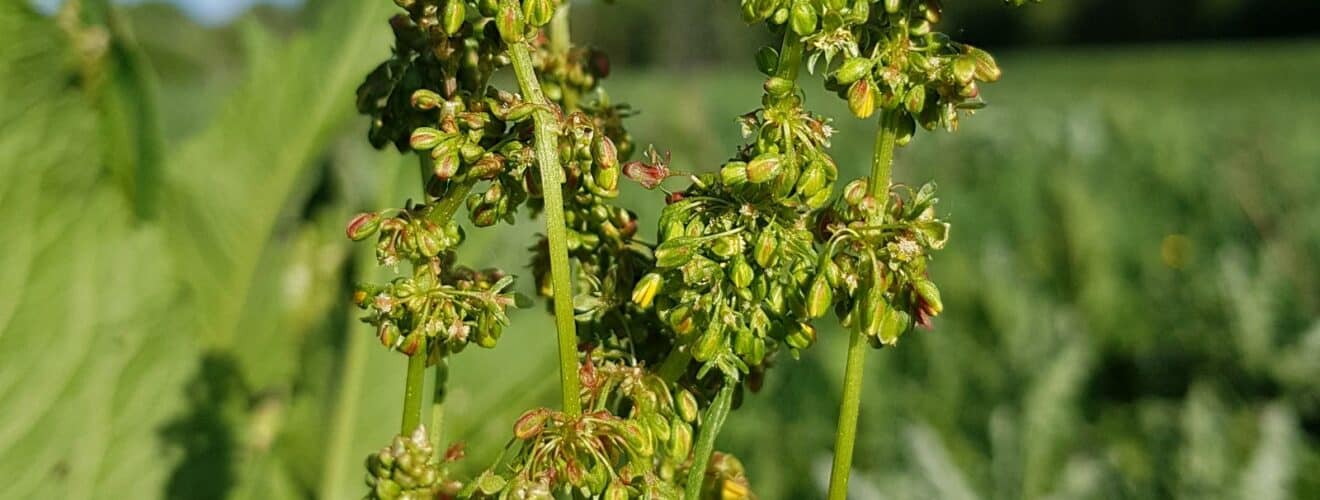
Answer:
[632,273,664,308]
[522,0,554,26]
[884,0,902,14]
[676,390,699,423]
[968,46,1002,82]
[835,57,872,85]
[346,212,382,241]
[410,127,444,151]
[913,279,943,315]
[721,162,749,186]
[730,256,754,289]
[441,0,465,35]
[952,55,977,84]
[790,0,818,36]
[496,1,524,43]
[764,77,795,97]
[513,408,550,440]
[746,155,782,184]
[669,420,693,459]
[848,79,877,119]
[905,84,927,115]
[807,275,833,318]
[786,322,817,350]
[410,89,443,110]
[753,230,778,268]
[655,237,700,268]
[692,325,724,362]
[795,162,828,197]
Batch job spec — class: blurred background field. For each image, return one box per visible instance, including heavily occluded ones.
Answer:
[1,1,1318,499]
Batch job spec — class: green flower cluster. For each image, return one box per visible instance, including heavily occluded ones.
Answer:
[352,254,524,357]
[631,83,840,380]
[809,179,949,346]
[365,426,464,500]
[465,357,749,499]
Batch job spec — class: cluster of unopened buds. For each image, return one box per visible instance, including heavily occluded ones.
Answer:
[811,179,949,346]
[365,426,465,500]
[464,356,741,499]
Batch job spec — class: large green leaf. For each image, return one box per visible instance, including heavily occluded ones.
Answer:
[0,4,196,499]
[158,0,394,352]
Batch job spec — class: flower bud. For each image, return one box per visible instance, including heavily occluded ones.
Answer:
[514,408,550,440]
[522,0,554,26]
[378,321,401,349]
[879,307,910,345]
[790,0,818,36]
[884,0,902,14]
[968,46,1001,82]
[605,481,629,500]
[848,79,877,119]
[786,322,817,350]
[905,84,926,115]
[764,77,795,98]
[913,279,943,315]
[753,230,778,268]
[692,325,724,362]
[835,57,872,85]
[347,212,382,241]
[807,275,833,318]
[410,89,443,110]
[496,1,524,43]
[746,155,782,184]
[730,256,754,289]
[631,272,663,308]
[952,55,977,84]
[669,420,693,459]
[895,111,916,147]
[795,162,828,197]
[410,127,444,151]
[441,0,465,35]
[676,389,699,423]
[654,237,699,268]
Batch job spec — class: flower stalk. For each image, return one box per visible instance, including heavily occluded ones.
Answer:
[827,109,900,500]
[503,1,582,416]
[684,382,736,500]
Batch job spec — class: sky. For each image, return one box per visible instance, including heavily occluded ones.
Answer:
[34,0,303,25]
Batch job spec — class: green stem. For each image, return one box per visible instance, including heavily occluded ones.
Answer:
[400,337,428,434]
[656,349,691,383]
[505,15,583,416]
[429,357,449,462]
[684,383,736,500]
[774,31,804,81]
[826,109,900,500]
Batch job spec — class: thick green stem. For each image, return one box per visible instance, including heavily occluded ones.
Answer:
[505,20,583,416]
[826,323,869,500]
[684,383,736,500]
[400,338,428,434]
[826,110,900,500]
[774,31,804,80]
[656,349,692,383]
[428,357,449,462]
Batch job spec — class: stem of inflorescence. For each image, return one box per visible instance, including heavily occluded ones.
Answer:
[826,109,899,500]
[505,1,583,416]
